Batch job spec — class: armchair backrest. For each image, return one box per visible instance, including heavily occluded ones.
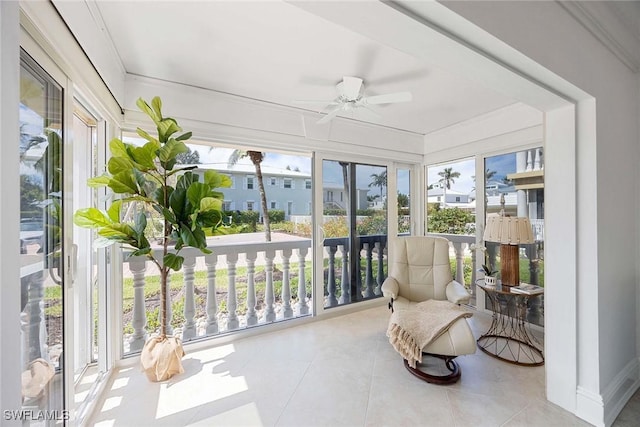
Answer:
[388,236,453,302]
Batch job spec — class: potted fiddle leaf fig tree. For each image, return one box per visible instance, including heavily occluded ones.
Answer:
[74,97,231,382]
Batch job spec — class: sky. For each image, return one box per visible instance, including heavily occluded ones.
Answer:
[427,154,516,194]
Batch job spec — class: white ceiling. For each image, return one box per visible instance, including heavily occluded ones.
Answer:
[68,1,519,135]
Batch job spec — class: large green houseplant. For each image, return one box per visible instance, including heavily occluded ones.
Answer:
[74,97,230,381]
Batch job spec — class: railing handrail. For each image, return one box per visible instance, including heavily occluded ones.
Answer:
[124,237,312,263]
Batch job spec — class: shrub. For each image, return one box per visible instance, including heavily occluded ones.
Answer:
[268,209,285,223]
[322,217,348,238]
[427,207,475,235]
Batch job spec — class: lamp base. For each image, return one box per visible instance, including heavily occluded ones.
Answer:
[500,244,520,286]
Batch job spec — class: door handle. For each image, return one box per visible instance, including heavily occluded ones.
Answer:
[68,243,78,286]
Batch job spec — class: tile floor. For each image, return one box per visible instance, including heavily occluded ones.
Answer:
[90,305,595,426]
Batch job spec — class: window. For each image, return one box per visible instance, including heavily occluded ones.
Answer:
[455,196,461,202]
[228,175,235,189]
[246,201,254,211]
[270,201,277,209]
[270,177,277,186]
[247,176,254,189]
[305,179,311,189]
[222,201,232,211]
[284,178,292,189]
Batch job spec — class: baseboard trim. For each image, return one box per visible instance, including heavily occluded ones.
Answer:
[603,357,640,427]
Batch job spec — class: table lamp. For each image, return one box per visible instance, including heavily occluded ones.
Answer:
[483,212,535,286]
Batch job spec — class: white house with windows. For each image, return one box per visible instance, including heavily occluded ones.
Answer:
[192,164,312,218]
[322,183,369,211]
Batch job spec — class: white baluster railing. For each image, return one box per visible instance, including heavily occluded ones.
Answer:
[122,238,312,354]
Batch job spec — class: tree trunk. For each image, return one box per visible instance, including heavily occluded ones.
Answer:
[249,151,271,242]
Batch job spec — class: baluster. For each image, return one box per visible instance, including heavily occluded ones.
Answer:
[452,241,465,286]
[296,246,309,315]
[129,259,147,352]
[326,245,338,307]
[263,249,276,322]
[164,273,173,336]
[355,240,363,301]
[339,244,350,304]
[182,256,196,341]
[534,148,542,170]
[470,243,477,300]
[376,240,385,295]
[526,149,533,171]
[226,252,239,330]
[364,242,375,298]
[205,255,219,335]
[281,248,293,318]
[246,251,258,326]
[24,270,47,362]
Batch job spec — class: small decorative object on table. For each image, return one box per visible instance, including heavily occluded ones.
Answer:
[509,283,544,295]
[479,264,498,286]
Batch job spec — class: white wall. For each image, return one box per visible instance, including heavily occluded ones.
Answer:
[0,2,22,422]
[442,2,640,425]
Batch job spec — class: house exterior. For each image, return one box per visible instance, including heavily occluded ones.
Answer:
[192,164,312,218]
[1,2,639,427]
[322,183,369,211]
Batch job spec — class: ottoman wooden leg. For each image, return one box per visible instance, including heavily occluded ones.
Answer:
[404,353,461,385]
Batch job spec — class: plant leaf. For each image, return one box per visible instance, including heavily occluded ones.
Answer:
[109,171,139,194]
[109,138,129,158]
[87,174,111,188]
[73,208,111,228]
[186,182,209,208]
[136,98,160,123]
[163,253,184,271]
[107,200,122,222]
[108,157,134,175]
[175,131,192,141]
[151,97,163,122]
[200,197,222,212]
[158,138,188,164]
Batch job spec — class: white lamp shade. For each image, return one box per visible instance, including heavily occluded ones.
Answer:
[483,214,535,245]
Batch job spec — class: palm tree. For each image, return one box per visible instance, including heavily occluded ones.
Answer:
[437,167,460,208]
[228,150,271,241]
[369,171,387,199]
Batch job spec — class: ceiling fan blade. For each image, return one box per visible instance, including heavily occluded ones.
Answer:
[342,76,363,100]
[292,100,336,105]
[317,106,343,125]
[362,91,412,105]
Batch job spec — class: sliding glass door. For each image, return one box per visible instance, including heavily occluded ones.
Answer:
[319,159,388,309]
[19,50,67,424]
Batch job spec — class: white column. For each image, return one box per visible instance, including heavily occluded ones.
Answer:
[182,256,196,341]
[263,249,276,322]
[205,255,219,335]
[129,259,147,352]
[245,251,258,326]
[226,252,239,330]
[281,248,293,318]
[296,246,309,315]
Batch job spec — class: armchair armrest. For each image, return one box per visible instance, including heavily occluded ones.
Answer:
[446,280,471,305]
[381,276,399,299]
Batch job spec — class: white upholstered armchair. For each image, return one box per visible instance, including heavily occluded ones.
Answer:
[382,236,476,384]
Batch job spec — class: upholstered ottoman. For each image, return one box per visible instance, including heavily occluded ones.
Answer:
[386,299,476,384]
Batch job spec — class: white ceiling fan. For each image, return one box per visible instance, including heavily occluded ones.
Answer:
[293,76,412,124]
